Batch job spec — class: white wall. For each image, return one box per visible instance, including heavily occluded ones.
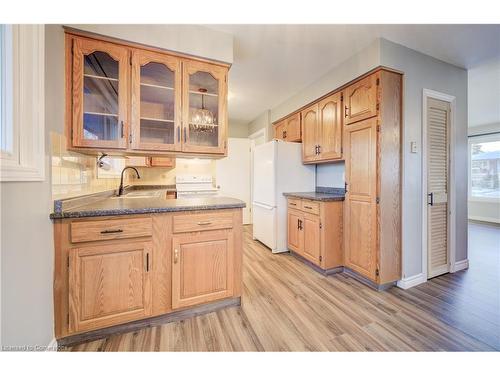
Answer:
[379,39,468,277]
[316,163,345,188]
[0,25,61,348]
[70,24,233,64]
[248,110,271,140]
[468,57,500,223]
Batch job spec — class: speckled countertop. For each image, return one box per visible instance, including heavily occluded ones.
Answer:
[283,187,345,202]
[50,185,245,219]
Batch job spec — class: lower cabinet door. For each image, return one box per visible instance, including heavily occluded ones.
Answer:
[287,209,304,254]
[68,241,153,334]
[302,213,321,265]
[172,230,234,309]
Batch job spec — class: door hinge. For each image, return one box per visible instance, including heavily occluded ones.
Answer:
[377,125,381,132]
[340,93,343,101]
[319,255,323,262]
[341,146,343,153]
[376,78,380,85]
[376,197,380,204]
[130,55,132,66]
[376,268,380,276]
[319,222,322,229]
[129,132,133,144]
[376,103,380,111]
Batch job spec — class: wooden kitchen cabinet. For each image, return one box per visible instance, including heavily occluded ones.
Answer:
[301,103,319,163]
[131,49,182,152]
[344,74,378,125]
[343,69,402,285]
[53,209,242,341]
[66,31,229,157]
[182,60,228,154]
[71,37,130,149]
[273,113,301,142]
[301,92,343,164]
[172,229,234,309]
[68,241,152,333]
[286,197,343,271]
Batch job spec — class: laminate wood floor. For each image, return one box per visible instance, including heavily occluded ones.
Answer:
[67,223,500,351]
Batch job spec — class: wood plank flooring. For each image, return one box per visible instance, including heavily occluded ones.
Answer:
[66,223,499,351]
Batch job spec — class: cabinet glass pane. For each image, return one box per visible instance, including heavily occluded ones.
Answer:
[83,51,120,141]
[188,71,219,148]
[139,62,175,144]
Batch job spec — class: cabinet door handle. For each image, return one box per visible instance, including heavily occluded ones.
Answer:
[290,202,297,206]
[177,126,180,142]
[345,182,348,194]
[304,205,313,209]
[121,121,124,138]
[197,221,212,226]
[174,248,179,264]
[298,219,303,230]
[100,229,123,234]
[315,145,318,155]
[318,145,321,154]
[146,253,150,272]
[345,105,349,118]
[183,127,187,142]
[427,192,434,206]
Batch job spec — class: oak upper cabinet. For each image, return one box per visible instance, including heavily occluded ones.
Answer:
[344,74,378,125]
[317,92,343,161]
[285,113,301,142]
[301,103,319,163]
[274,120,286,140]
[131,50,181,151]
[182,60,228,155]
[343,69,402,285]
[172,230,234,309]
[68,241,152,333]
[67,32,229,157]
[71,37,129,149]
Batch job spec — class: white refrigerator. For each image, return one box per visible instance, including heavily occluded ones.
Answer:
[252,140,316,253]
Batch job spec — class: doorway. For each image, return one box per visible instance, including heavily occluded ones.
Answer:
[248,128,267,224]
[423,89,456,279]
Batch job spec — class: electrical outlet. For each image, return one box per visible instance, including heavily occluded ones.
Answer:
[411,141,418,153]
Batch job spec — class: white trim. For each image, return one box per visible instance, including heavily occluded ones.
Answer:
[422,89,457,280]
[468,215,500,224]
[0,25,45,182]
[451,259,469,273]
[396,273,426,289]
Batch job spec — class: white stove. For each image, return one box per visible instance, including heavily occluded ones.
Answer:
[175,175,219,199]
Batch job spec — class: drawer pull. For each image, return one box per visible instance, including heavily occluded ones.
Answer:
[146,253,150,272]
[100,229,124,234]
[174,248,179,264]
[304,206,313,209]
[197,221,212,226]
[290,202,297,206]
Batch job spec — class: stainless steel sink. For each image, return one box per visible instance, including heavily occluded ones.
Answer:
[112,190,164,199]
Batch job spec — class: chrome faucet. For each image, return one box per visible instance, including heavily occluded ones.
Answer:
[117,167,141,196]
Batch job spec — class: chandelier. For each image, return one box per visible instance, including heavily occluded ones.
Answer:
[190,88,217,133]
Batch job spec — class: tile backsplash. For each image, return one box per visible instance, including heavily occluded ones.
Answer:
[50,132,216,201]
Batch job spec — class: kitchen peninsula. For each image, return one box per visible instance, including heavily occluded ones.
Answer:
[51,188,245,345]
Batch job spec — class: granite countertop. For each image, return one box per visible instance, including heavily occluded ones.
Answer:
[50,185,245,219]
[283,187,345,202]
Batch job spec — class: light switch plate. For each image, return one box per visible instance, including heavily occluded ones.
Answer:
[411,141,418,153]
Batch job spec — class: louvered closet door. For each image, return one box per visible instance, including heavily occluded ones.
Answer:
[427,98,451,278]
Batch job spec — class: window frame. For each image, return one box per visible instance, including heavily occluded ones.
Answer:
[0,25,45,182]
[468,132,500,203]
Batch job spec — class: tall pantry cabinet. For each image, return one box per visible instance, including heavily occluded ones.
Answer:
[343,69,402,286]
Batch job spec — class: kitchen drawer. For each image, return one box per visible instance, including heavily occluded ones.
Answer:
[70,217,153,243]
[173,211,234,233]
[287,198,301,210]
[301,200,320,215]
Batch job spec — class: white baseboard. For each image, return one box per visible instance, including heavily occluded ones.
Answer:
[451,259,469,273]
[396,273,426,289]
[46,337,58,351]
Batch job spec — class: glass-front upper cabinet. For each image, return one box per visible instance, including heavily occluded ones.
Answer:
[182,61,227,154]
[131,50,181,151]
[71,37,129,149]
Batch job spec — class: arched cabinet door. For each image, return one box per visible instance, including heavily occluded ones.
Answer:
[344,74,378,125]
[72,37,129,149]
[301,103,319,163]
[182,60,228,155]
[130,50,182,151]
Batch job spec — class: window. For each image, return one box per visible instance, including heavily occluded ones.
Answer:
[0,25,45,182]
[469,135,500,200]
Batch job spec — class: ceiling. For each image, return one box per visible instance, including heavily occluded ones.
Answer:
[207,24,500,124]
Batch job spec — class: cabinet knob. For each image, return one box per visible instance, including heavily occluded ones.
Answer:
[174,248,179,264]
